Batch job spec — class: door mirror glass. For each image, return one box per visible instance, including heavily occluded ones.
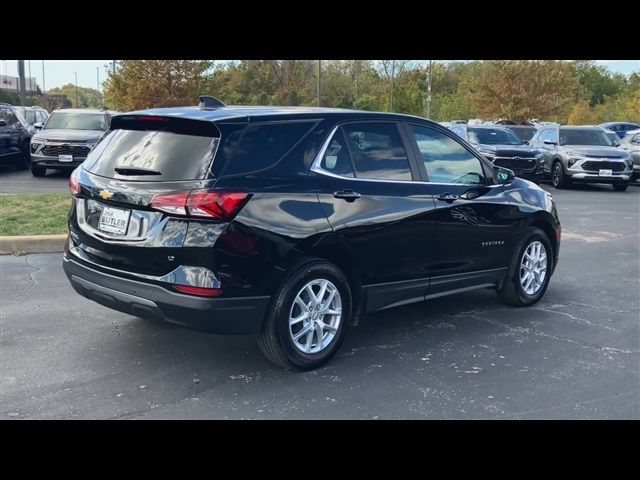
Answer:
[495,166,515,184]
[33,121,44,129]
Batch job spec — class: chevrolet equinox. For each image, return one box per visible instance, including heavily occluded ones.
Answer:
[63,96,561,370]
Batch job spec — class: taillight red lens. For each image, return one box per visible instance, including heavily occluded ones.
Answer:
[150,190,249,220]
[69,169,81,196]
[173,284,222,296]
[135,115,165,122]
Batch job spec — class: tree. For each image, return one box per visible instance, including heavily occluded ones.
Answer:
[567,101,596,124]
[463,61,578,122]
[47,84,101,108]
[574,61,626,106]
[104,60,213,111]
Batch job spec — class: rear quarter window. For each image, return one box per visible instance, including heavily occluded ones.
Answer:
[222,121,316,176]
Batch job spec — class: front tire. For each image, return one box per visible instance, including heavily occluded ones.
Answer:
[31,165,46,177]
[257,260,352,371]
[551,161,569,189]
[613,183,628,192]
[498,228,553,307]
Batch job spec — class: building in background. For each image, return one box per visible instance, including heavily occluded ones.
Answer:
[0,75,40,94]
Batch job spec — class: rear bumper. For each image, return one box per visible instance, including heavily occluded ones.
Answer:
[62,252,270,334]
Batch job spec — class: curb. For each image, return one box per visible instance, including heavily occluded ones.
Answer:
[0,234,67,255]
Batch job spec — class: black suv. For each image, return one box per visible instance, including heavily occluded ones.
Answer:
[63,97,561,370]
[449,124,544,182]
[0,102,33,169]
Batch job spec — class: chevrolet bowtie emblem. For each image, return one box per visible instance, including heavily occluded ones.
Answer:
[99,189,114,200]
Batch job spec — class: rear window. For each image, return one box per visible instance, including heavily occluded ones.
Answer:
[83,129,219,181]
[45,112,107,131]
[222,121,316,176]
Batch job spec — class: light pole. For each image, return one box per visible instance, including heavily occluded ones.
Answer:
[354,60,359,109]
[427,60,433,119]
[389,60,395,112]
[42,60,45,94]
[97,67,100,106]
[74,71,79,107]
[18,61,26,105]
[316,60,321,107]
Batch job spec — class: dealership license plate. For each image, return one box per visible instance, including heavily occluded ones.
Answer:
[99,206,131,235]
[599,169,613,176]
[59,154,73,162]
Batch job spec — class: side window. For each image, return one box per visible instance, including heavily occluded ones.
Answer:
[341,122,412,181]
[409,124,486,185]
[4,110,19,125]
[319,129,354,177]
[547,129,558,144]
[632,134,640,145]
[224,121,315,176]
[36,111,47,123]
[538,129,549,144]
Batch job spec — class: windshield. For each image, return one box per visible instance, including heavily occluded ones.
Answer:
[559,129,613,146]
[468,128,523,145]
[506,126,537,142]
[45,112,107,131]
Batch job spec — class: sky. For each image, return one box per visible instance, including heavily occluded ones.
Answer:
[1,60,639,92]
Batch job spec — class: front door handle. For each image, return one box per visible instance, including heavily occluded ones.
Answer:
[333,189,362,202]
[437,193,458,203]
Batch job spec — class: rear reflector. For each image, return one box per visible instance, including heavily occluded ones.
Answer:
[150,190,250,220]
[173,284,222,296]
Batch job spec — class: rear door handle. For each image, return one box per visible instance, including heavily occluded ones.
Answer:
[333,190,362,202]
[437,193,458,203]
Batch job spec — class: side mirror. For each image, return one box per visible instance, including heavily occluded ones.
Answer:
[522,139,529,145]
[33,121,44,130]
[0,119,7,127]
[495,166,515,185]
[543,140,557,145]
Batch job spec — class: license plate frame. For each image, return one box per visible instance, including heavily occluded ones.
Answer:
[59,154,73,163]
[98,206,131,235]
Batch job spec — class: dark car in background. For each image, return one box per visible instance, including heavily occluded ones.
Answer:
[449,124,544,181]
[13,106,49,133]
[29,108,116,177]
[597,122,640,139]
[502,125,539,144]
[0,102,33,169]
[619,129,640,182]
[63,97,561,370]
[530,125,634,191]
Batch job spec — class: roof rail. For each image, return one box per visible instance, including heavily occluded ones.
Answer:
[198,95,225,109]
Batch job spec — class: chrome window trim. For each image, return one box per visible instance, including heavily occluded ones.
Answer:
[310,123,495,188]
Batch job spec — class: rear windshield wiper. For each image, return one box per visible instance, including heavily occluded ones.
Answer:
[114,167,162,176]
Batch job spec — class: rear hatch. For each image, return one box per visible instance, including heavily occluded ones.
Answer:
[69,114,225,277]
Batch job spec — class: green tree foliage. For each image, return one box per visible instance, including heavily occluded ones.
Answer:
[47,84,102,108]
[101,60,638,124]
[104,60,213,111]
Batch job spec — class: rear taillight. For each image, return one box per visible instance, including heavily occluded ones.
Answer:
[69,168,81,196]
[150,190,250,220]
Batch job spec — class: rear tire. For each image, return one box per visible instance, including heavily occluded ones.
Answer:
[498,227,553,307]
[257,260,352,371]
[31,166,46,177]
[613,183,628,192]
[551,161,569,189]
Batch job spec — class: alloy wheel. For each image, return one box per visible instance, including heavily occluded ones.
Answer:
[520,240,547,295]
[289,279,342,354]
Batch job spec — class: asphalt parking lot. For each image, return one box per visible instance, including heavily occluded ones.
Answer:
[1,182,639,419]
[0,166,70,194]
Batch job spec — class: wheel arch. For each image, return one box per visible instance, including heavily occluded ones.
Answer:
[528,214,559,268]
[277,233,364,325]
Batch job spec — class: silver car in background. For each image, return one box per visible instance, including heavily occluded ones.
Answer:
[29,109,116,177]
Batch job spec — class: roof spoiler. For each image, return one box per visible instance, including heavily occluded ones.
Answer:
[198,95,225,109]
